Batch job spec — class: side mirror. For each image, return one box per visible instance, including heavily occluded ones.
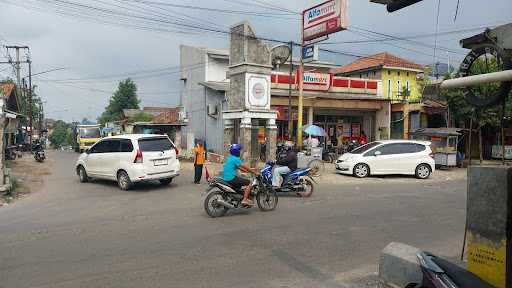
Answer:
[374,151,382,156]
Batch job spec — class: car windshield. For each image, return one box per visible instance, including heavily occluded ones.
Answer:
[79,128,100,138]
[350,142,382,154]
[138,137,173,152]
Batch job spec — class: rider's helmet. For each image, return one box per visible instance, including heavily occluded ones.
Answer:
[283,141,294,151]
[229,144,242,157]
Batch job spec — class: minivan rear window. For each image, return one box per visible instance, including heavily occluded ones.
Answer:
[138,137,173,152]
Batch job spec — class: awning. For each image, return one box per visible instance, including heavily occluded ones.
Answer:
[410,128,462,137]
[199,81,229,92]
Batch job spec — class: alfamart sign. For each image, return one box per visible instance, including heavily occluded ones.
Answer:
[303,0,348,42]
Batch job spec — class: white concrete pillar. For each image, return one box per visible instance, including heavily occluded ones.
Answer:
[307,106,314,126]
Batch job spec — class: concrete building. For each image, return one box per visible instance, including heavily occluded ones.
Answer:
[180,31,393,155]
[333,52,447,139]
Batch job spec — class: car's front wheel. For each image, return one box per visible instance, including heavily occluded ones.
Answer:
[78,166,89,183]
[117,170,133,190]
[415,164,432,179]
[353,163,370,178]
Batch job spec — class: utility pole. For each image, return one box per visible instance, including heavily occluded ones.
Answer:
[28,58,33,144]
[287,41,293,139]
[297,17,305,149]
[5,46,29,89]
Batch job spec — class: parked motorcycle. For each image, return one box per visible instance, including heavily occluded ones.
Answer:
[322,146,337,163]
[204,175,278,218]
[32,142,46,163]
[4,145,17,160]
[262,161,315,197]
[406,252,492,288]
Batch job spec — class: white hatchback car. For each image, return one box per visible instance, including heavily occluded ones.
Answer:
[75,134,180,190]
[335,140,435,179]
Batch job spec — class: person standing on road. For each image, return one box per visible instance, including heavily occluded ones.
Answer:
[194,140,206,184]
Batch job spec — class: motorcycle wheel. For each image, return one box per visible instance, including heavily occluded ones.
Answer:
[256,188,278,212]
[298,179,314,198]
[204,190,229,218]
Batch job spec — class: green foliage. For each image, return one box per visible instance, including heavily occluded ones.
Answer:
[49,120,71,148]
[98,79,140,124]
[129,112,153,123]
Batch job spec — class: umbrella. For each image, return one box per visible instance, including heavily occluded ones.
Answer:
[302,124,327,137]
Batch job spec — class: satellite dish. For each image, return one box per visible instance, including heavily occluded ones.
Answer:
[271,44,291,69]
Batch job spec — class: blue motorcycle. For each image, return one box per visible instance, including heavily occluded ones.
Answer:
[261,161,316,197]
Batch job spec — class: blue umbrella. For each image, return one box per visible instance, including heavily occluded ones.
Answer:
[302,124,327,137]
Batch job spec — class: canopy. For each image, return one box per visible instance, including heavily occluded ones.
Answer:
[410,128,462,137]
[303,124,327,137]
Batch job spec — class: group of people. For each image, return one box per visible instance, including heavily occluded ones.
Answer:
[193,140,298,207]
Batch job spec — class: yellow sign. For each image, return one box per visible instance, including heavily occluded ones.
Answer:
[467,232,507,288]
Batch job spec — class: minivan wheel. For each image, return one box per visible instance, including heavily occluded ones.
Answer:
[159,178,173,185]
[78,166,89,183]
[353,163,370,178]
[117,170,133,190]
[415,164,432,179]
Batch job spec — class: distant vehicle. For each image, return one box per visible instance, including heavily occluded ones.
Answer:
[75,134,180,190]
[335,140,435,179]
[72,124,102,153]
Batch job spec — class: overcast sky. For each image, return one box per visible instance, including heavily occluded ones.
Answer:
[1,0,511,122]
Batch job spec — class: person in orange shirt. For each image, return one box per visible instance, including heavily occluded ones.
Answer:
[194,140,206,184]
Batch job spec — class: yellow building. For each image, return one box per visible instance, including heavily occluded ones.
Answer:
[333,52,438,139]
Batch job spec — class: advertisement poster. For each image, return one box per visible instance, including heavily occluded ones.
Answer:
[342,123,351,137]
[351,123,361,138]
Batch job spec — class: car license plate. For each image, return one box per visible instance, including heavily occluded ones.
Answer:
[154,159,168,166]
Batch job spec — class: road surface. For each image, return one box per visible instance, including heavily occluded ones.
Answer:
[0,151,467,287]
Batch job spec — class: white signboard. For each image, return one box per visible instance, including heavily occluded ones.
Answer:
[303,0,349,42]
[246,73,271,109]
[302,72,331,91]
[303,45,319,62]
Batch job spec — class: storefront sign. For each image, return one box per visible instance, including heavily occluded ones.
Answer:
[303,0,349,42]
[303,45,319,62]
[302,72,331,91]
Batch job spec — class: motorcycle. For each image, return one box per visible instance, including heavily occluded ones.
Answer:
[262,161,315,198]
[406,252,492,288]
[32,142,46,163]
[322,146,337,163]
[204,175,278,218]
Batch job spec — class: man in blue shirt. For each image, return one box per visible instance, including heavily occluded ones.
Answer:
[223,144,259,206]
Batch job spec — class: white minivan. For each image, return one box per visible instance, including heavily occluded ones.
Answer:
[335,140,435,179]
[75,134,180,190]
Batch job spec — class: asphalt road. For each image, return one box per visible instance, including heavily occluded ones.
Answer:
[0,151,467,288]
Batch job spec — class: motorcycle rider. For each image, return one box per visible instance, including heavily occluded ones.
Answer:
[223,144,260,206]
[272,141,297,188]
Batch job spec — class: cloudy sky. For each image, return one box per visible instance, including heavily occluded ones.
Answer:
[1,0,511,122]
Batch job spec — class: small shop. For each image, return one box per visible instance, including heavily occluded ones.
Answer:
[491,128,512,160]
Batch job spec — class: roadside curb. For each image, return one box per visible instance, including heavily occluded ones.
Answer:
[378,242,422,288]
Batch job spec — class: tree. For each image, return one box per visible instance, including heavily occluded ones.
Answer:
[98,78,140,124]
[49,120,71,148]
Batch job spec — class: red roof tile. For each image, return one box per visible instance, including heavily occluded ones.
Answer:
[332,52,424,74]
[0,83,15,98]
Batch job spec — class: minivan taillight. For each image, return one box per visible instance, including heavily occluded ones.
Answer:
[174,146,179,156]
[134,149,143,163]
[429,152,435,159]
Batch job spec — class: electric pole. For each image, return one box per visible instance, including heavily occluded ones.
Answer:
[287,41,293,139]
[28,58,33,144]
[5,46,29,91]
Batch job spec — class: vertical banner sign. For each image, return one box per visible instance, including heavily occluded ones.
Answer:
[303,0,349,42]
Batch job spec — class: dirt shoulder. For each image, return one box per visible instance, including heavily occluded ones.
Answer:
[0,152,53,206]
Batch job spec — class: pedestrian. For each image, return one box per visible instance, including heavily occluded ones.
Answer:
[194,140,205,184]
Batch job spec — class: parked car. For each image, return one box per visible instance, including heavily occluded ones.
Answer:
[335,140,435,179]
[75,134,180,190]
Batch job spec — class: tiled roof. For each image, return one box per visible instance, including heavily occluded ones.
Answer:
[333,52,424,74]
[143,107,181,124]
[0,82,15,98]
